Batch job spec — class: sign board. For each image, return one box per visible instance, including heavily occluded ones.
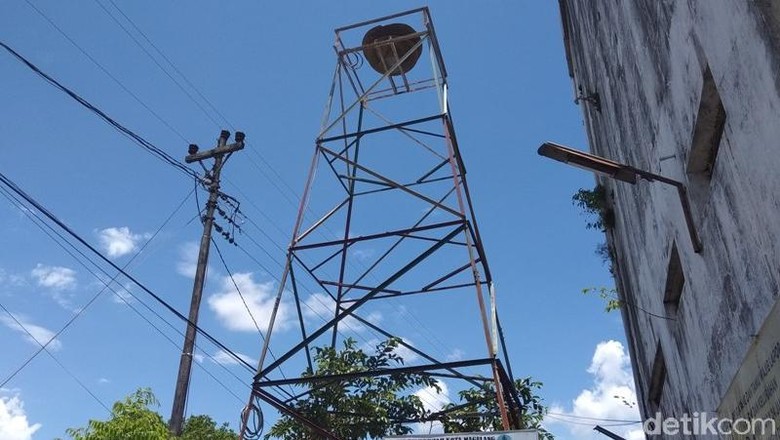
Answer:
[383,430,539,440]
[718,298,780,439]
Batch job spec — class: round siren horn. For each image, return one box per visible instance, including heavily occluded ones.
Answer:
[362,23,422,76]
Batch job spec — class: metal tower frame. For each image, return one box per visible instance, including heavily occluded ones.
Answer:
[241,8,519,439]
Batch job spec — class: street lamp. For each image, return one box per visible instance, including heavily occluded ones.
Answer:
[538,142,702,253]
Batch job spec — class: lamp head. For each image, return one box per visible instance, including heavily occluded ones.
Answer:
[538,142,638,184]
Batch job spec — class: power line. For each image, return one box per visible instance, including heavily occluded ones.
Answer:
[105,0,235,127]
[211,238,299,400]
[91,0,223,129]
[0,32,286,391]
[0,186,192,388]
[25,3,460,410]
[79,2,451,366]
[3,17,381,358]
[91,0,306,210]
[0,40,306,401]
[545,413,641,427]
[1,14,312,406]
[0,178,257,405]
[0,40,196,179]
[0,302,111,412]
[211,239,267,341]
[546,412,641,423]
[22,0,191,144]
[227,224,448,411]
[0,171,252,372]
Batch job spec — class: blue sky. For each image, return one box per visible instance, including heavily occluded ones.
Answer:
[0,2,642,439]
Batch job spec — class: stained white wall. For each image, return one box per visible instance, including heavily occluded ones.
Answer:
[560,0,780,436]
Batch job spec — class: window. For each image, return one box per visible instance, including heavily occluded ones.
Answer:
[687,64,726,178]
[663,242,685,311]
[648,342,667,409]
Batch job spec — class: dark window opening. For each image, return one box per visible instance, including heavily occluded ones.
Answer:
[663,242,685,312]
[649,342,667,409]
[687,64,726,178]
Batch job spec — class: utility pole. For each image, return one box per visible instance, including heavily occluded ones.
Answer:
[169,130,245,436]
[594,425,627,440]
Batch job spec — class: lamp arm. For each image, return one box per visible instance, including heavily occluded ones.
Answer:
[633,169,703,253]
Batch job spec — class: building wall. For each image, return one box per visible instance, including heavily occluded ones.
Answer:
[559,0,780,436]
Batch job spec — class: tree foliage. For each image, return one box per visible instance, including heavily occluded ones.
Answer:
[439,378,554,440]
[62,388,236,440]
[65,388,169,440]
[266,337,440,440]
[572,184,613,231]
[180,415,237,440]
[582,286,623,313]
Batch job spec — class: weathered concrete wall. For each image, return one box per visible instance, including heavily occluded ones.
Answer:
[559,0,780,436]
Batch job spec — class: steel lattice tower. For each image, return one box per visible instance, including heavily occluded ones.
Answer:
[240,8,520,439]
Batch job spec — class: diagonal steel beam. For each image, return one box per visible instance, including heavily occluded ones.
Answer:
[319,145,463,217]
[252,389,342,440]
[257,224,466,379]
[292,219,463,251]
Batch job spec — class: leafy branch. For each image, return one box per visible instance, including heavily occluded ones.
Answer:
[571,184,613,231]
[582,287,623,313]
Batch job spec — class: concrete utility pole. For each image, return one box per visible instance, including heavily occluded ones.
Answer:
[169,130,245,436]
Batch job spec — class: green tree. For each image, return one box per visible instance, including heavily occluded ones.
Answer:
[572,184,612,231]
[266,337,440,440]
[62,388,237,440]
[573,185,620,314]
[65,388,168,440]
[439,377,554,440]
[180,415,237,440]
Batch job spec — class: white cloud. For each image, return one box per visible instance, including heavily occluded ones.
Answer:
[210,349,256,367]
[360,337,420,364]
[393,337,420,363]
[414,381,450,434]
[445,348,465,362]
[97,227,150,258]
[0,314,62,351]
[176,242,208,278]
[111,288,135,305]
[351,248,375,262]
[0,269,25,288]
[30,264,76,290]
[90,274,135,305]
[31,264,81,310]
[97,378,110,385]
[0,393,41,440]
[302,293,382,334]
[207,273,290,333]
[544,340,643,440]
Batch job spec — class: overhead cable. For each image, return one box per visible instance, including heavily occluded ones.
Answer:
[0,40,196,180]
